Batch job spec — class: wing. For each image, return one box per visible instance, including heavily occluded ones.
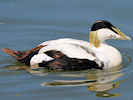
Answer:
[30,43,96,69]
[30,50,101,70]
[39,38,94,52]
[38,43,96,60]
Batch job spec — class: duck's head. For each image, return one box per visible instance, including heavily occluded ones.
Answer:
[89,20,131,47]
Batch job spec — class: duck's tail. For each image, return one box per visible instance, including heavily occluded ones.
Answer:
[1,45,44,65]
[1,48,24,60]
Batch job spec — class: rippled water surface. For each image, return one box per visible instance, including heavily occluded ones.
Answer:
[0,0,133,100]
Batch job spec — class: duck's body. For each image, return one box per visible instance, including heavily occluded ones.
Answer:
[2,20,131,70]
[37,38,122,69]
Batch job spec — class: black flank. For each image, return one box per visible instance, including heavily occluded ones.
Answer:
[38,50,102,71]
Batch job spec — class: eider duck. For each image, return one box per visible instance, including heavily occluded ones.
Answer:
[2,20,131,70]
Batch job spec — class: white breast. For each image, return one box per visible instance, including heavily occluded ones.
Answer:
[94,44,122,68]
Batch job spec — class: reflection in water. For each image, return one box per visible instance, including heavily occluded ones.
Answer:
[95,79,126,97]
[3,60,128,98]
[41,66,126,98]
[87,73,127,98]
[5,62,29,70]
[0,22,4,24]
[3,55,131,98]
[5,62,127,98]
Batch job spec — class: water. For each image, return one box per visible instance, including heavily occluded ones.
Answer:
[0,0,133,100]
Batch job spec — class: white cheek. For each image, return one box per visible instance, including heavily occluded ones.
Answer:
[97,29,111,41]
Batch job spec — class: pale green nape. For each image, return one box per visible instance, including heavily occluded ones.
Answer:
[89,31,100,48]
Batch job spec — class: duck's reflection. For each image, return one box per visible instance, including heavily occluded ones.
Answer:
[4,61,126,98]
[4,53,131,98]
[87,71,126,97]
[41,67,126,98]
[5,64,126,98]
